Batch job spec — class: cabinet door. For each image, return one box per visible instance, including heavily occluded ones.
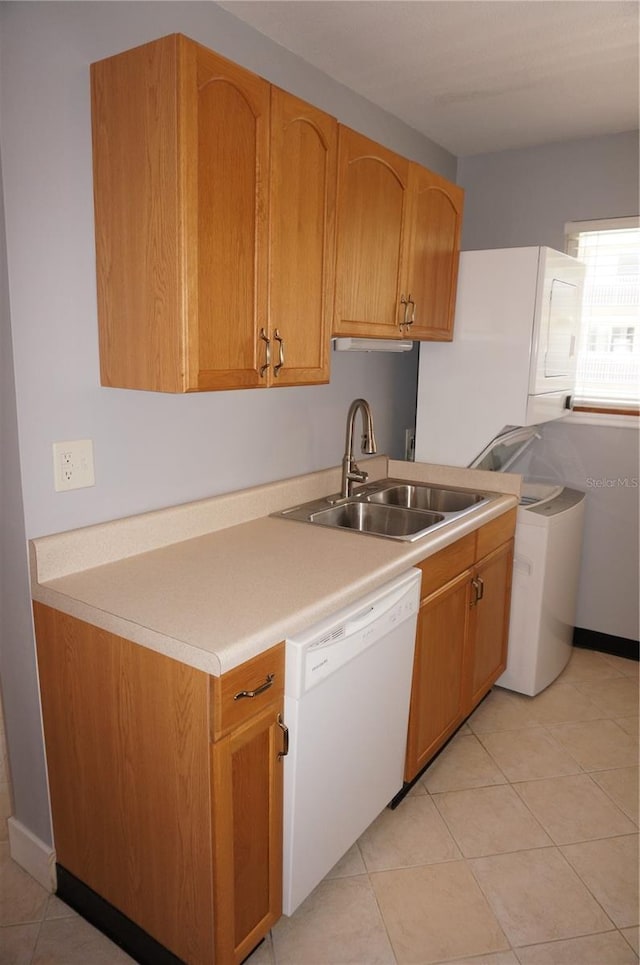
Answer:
[333,126,410,338]
[468,540,514,707]
[405,570,471,782]
[184,39,271,391]
[403,165,464,341]
[211,702,284,965]
[268,88,336,386]
[34,604,215,965]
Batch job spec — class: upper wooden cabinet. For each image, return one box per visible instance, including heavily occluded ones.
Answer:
[268,87,336,387]
[333,128,411,339]
[404,165,464,341]
[91,33,463,391]
[333,126,463,341]
[91,35,335,392]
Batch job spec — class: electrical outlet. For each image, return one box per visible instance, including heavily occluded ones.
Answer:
[404,428,416,462]
[53,439,95,492]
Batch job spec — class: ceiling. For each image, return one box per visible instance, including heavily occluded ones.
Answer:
[217,1,639,157]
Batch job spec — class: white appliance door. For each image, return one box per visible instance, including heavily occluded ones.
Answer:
[283,570,420,916]
[530,248,584,396]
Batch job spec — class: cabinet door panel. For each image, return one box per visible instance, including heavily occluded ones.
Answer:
[405,571,471,782]
[269,89,336,386]
[187,43,271,390]
[212,702,284,964]
[333,128,410,337]
[405,165,463,341]
[92,35,185,391]
[33,604,214,965]
[469,541,514,706]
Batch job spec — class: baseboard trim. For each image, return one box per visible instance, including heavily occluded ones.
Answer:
[7,816,56,891]
[573,628,639,661]
[56,865,184,965]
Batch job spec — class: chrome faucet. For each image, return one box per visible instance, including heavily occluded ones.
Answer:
[341,399,377,498]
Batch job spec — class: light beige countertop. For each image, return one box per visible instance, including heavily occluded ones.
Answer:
[30,458,520,676]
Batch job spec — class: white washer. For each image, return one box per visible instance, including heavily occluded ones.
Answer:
[498,482,585,696]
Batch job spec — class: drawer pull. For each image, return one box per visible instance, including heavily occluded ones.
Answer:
[233,673,275,701]
[277,714,289,760]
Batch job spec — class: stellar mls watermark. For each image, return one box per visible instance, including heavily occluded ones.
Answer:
[586,476,639,488]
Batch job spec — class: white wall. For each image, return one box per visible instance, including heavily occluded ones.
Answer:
[458,132,640,644]
[0,2,452,845]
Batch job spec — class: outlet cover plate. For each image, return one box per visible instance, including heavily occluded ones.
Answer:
[53,439,95,492]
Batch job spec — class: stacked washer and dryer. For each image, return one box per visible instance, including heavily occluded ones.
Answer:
[415,246,586,696]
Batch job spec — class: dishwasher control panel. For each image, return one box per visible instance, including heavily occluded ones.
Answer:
[285,569,421,696]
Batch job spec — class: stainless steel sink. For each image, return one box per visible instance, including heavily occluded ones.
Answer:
[367,484,486,513]
[310,501,445,537]
[272,478,494,542]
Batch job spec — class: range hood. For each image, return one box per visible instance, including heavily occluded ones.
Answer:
[333,338,414,353]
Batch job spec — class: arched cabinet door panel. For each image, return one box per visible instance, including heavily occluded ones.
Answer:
[333,127,411,338]
[268,88,336,386]
[404,166,464,341]
[188,43,270,390]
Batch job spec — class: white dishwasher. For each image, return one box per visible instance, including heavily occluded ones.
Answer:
[282,568,421,916]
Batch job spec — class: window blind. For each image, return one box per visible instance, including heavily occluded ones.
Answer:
[565,217,639,409]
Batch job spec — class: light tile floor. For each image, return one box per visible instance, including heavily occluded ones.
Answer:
[1,648,637,965]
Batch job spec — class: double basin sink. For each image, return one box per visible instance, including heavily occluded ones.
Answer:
[273,479,493,542]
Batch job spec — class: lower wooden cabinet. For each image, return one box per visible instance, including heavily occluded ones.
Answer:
[405,570,471,779]
[405,511,516,783]
[33,602,285,965]
[469,540,514,708]
[211,702,283,964]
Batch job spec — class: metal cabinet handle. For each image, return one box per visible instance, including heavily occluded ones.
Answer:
[400,294,410,332]
[470,576,485,606]
[259,328,271,377]
[405,295,415,328]
[274,329,285,377]
[233,673,275,701]
[277,714,289,760]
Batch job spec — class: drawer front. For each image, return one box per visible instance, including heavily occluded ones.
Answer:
[418,533,475,600]
[475,509,517,561]
[211,642,285,741]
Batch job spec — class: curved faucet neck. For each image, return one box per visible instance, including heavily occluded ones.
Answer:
[341,399,377,498]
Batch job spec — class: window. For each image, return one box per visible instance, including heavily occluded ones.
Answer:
[565,217,640,411]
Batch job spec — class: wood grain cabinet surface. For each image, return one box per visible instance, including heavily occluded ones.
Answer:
[405,511,516,782]
[91,33,463,392]
[91,34,335,392]
[33,602,285,965]
[333,126,463,342]
[403,165,464,341]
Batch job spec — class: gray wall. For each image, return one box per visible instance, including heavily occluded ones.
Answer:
[458,132,640,644]
[0,132,52,845]
[458,131,639,253]
[0,2,451,844]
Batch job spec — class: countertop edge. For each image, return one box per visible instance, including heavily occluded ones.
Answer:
[31,484,518,677]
